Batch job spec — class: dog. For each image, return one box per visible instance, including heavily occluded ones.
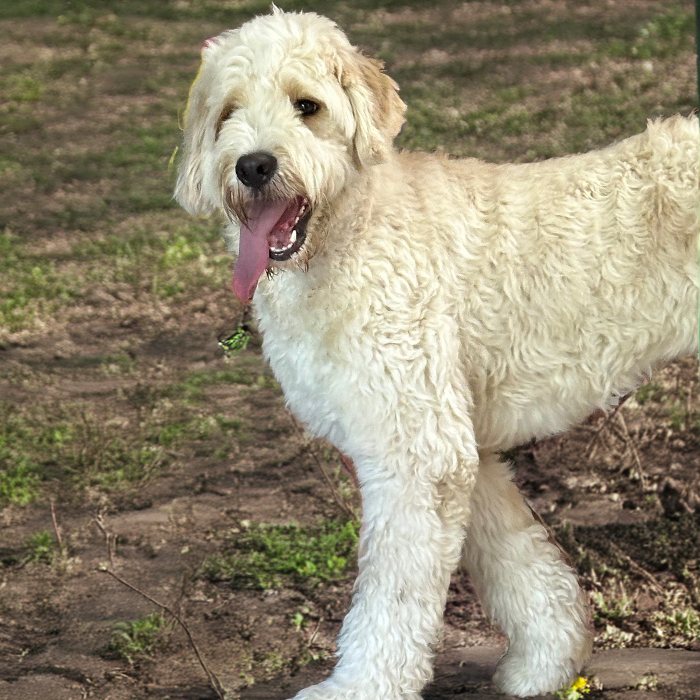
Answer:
[175,8,700,698]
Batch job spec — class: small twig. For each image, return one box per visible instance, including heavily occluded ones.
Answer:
[586,433,602,463]
[93,514,115,569]
[585,397,629,461]
[289,418,358,520]
[307,617,323,648]
[337,452,360,490]
[616,411,648,490]
[94,516,226,699]
[50,501,64,554]
[636,424,651,448]
[527,502,573,569]
[687,382,693,425]
[608,542,663,592]
[98,567,227,699]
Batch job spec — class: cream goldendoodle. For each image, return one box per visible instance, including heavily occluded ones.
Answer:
[175,8,700,699]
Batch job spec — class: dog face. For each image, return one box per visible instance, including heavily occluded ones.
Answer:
[176,9,406,302]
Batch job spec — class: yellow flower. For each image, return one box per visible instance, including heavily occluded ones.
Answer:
[572,676,590,692]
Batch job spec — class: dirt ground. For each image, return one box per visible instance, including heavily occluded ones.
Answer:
[0,1,698,699]
[1,300,698,700]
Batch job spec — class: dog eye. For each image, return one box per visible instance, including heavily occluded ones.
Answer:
[215,104,237,140]
[294,99,320,116]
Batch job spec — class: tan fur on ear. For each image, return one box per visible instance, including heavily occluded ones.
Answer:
[175,59,216,216]
[342,51,406,168]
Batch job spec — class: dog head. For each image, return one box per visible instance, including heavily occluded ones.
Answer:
[175,8,406,302]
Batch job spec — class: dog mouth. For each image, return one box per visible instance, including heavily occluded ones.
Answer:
[232,195,312,302]
[267,196,311,261]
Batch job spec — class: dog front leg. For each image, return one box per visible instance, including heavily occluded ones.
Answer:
[462,454,592,697]
[292,468,474,700]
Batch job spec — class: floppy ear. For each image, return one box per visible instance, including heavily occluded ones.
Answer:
[341,51,406,168]
[175,56,216,216]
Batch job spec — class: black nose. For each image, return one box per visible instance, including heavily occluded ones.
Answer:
[235,151,277,189]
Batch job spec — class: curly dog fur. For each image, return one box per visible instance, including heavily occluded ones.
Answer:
[176,8,700,698]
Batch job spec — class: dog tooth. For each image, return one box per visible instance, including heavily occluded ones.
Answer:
[290,229,297,243]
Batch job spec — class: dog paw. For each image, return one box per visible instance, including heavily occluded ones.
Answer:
[492,647,582,698]
[290,680,366,700]
[290,679,420,700]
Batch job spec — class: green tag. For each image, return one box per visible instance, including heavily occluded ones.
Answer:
[219,328,249,357]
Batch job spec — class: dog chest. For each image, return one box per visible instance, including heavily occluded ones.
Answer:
[254,297,361,451]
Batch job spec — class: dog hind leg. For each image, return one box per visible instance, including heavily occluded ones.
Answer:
[461,454,592,697]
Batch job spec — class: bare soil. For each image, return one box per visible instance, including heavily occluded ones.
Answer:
[1,293,698,700]
[0,1,698,699]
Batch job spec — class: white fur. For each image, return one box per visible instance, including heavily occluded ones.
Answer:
[176,9,700,698]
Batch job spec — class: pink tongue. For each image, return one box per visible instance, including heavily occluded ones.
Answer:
[232,199,290,302]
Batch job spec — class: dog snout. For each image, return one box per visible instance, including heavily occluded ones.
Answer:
[235,151,277,189]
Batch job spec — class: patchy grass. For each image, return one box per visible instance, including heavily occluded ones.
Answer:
[0,0,271,23]
[653,607,700,646]
[0,462,41,506]
[108,612,171,664]
[635,675,659,691]
[562,515,700,583]
[0,1,697,696]
[201,520,360,590]
[590,589,635,626]
[557,510,700,650]
[0,220,229,335]
[0,412,42,505]
[23,530,58,565]
[172,366,269,402]
[0,230,82,333]
[627,8,697,59]
[152,412,244,447]
[390,4,697,159]
[0,382,261,503]
[0,403,167,498]
[632,378,699,435]
[0,1,695,338]
[76,221,230,301]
